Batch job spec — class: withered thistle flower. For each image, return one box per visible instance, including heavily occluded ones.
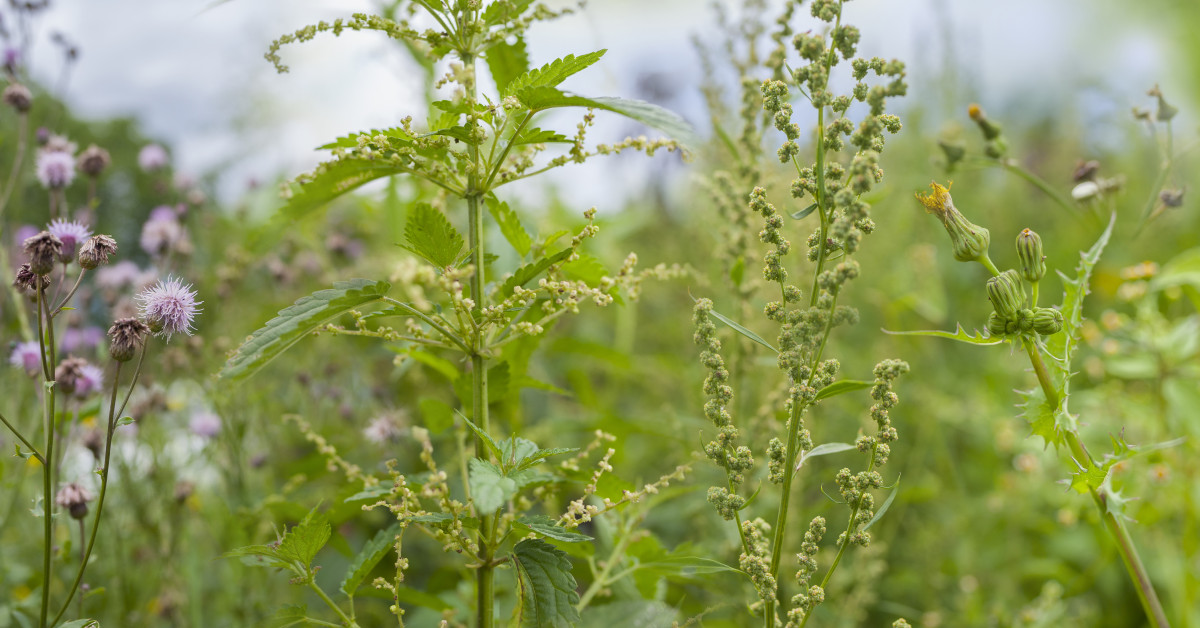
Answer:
[107,317,150,362]
[54,357,89,395]
[77,144,111,177]
[23,230,63,275]
[14,262,50,292]
[55,482,94,520]
[2,83,31,112]
[77,234,118,270]
[915,182,993,267]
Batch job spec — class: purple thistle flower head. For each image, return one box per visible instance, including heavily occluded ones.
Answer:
[138,144,169,172]
[4,47,20,72]
[36,150,75,189]
[48,218,92,262]
[139,214,183,257]
[188,410,221,439]
[74,363,104,398]
[9,341,41,376]
[136,276,201,339]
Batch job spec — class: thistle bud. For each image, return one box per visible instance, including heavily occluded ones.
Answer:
[1016,228,1046,282]
[77,234,118,269]
[986,270,1024,319]
[1032,307,1064,335]
[77,144,111,177]
[107,317,150,362]
[23,231,63,275]
[915,182,991,264]
[2,83,31,113]
[55,482,93,520]
[13,262,50,292]
[986,312,1007,337]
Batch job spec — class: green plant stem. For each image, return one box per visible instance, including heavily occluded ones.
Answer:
[1023,338,1169,628]
[38,287,55,628]
[576,515,638,611]
[999,159,1078,216]
[308,578,358,628]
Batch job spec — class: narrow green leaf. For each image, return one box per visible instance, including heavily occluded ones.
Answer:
[637,556,743,577]
[487,36,529,93]
[512,538,582,627]
[402,203,465,268]
[505,50,606,96]
[704,307,778,353]
[516,514,593,543]
[790,203,819,220]
[796,442,857,470]
[814,380,873,401]
[405,512,480,530]
[470,458,518,514]
[486,196,533,257]
[344,483,393,503]
[220,279,391,381]
[433,125,482,146]
[457,410,501,459]
[501,249,573,296]
[514,86,697,149]
[862,474,900,531]
[883,323,1002,346]
[340,524,401,596]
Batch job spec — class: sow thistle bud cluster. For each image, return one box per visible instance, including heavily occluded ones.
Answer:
[917,183,1063,339]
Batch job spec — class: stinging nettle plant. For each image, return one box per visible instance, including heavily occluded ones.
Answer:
[220,1,695,626]
[691,0,910,625]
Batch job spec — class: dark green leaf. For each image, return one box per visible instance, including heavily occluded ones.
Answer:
[506,50,606,96]
[815,380,873,400]
[276,507,331,567]
[512,538,581,627]
[790,203,819,220]
[516,515,593,543]
[279,159,404,224]
[501,249,573,296]
[220,279,391,381]
[470,458,518,514]
[487,36,529,93]
[344,482,393,504]
[486,196,533,257]
[457,410,501,459]
[340,524,401,596]
[405,512,480,530]
[402,203,465,268]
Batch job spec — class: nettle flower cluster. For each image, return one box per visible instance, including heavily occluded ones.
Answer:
[693,0,911,624]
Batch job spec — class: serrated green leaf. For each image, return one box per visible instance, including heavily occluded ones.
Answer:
[814,380,873,401]
[340,524,401,596]
[318,127,413,150]
[561,253,607,286]
[260,604,308,628]
[883,323,1003,346]
[486,196,533,257]
[277,507,331,567]
[515,515,593,543]
[501,249,573,296]
[704,306,778,353]
[279,159,404,224]
[506,50,606,96]
[487,36,529,93]
[220,279,391,381]
[470,458,518,514]
[513,447,577,472]
[512,127,571,146]
[499,437,540,468]
[402,203,465,268]
[457,410,501,459]
[513,538,581,628]
[344,482,393,503]
[482,0,534,25]
[514,86,697,149]
[509,468,557,491]
[862,474,900,531]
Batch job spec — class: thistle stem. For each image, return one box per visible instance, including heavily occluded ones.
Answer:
[1022,338,1169,628]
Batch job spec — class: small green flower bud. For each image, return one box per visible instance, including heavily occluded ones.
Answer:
[968,104,1004,140]
[1148,85,1178,122]
[915,182,991,263]
[986,312,1007,337]
[1032,307,1064,335]
[1016,228,1046,282]
[986,270,1024,319]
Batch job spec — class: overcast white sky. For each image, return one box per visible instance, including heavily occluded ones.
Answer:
[25,0,1177,206]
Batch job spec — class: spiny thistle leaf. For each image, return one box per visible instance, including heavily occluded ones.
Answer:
[882,323,1002,346]
[505,50,606,96]
[512,538,581,627]
[401,203,465,268]
[220,279,391,382]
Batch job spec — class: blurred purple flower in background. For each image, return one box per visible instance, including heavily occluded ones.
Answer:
[9,341,41,376]
[138,143,169,172]
[36,150,75,189]
[188,410,221,439]
[60,325,104,354]
[140,211,183,256]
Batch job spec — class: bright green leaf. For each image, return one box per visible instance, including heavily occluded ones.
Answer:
[276,507,331,567]
[516,514,593,543]
[514,86,697,149]
[862,474,900,531]
[340,524,401,596]
[512,538,581,627]
[318,127,412,150]
[401,203,465,268]
[815,380,873,401]
[487,36,529,93]
[501,249,573,296]
[505,50,606,96]
[470,458,518,514]
[278,159,404,225]
[486,196,533,257]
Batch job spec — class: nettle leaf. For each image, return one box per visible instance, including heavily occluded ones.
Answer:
[501,249,573,296]
[401,203,465,268]
[513,447,576,472]
[483,0,535,26]
[883,323,1002,346]
[512,538,581,628]
[340,524,401,596]
[514,86,698,149]
[279,159,404,224]
[515,514,593,543]
[345,482,393,503]
[486,196,533,257]
[318,127,413,150]
[487,36,529,93]
[512,127,571,146]
[814,380,873,401]
[458,410,502,459]
[261,605,308,628]
[220,279,391,381]
[500,437,540,468]
[703,306,777,353]
[277,507,331,567]
[506,50,606,96]
[470,458,518,514]
[405,512,480,530]
[433,125,482,146]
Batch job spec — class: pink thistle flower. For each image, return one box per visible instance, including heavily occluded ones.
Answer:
[36,150,75,189]
[136,276,201,339]
[8,341,41,376]
[74,363,104,398]
[138,144,169,172]
[188,411,221,439]
[139,214,183,257]
[48,218,92,261]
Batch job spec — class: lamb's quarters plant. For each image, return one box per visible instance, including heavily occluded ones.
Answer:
[690,0,913,625]
[219,2,699,626]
